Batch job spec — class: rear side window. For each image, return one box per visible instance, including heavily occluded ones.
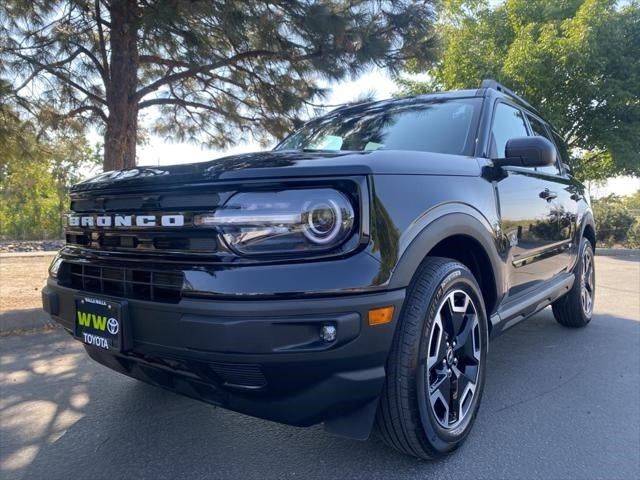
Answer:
[490,103,529,158]
[526,115,561,175]
[552,131,571,166]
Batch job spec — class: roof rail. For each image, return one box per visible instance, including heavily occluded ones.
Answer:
[480,79,534,110]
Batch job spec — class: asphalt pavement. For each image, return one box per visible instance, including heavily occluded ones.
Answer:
[1,252,638,480]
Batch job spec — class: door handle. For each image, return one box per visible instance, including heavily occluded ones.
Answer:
[539,189,557,201]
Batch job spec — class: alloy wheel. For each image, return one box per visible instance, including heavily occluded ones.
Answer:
[425,290,481,429]
[580,246,595,316]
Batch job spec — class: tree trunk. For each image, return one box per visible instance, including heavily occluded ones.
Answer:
[104,0,139,172]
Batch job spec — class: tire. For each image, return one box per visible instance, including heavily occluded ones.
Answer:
[552,238,595,328]
[376,257,488,460]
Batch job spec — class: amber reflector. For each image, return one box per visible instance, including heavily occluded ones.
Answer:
[368,306,395,326]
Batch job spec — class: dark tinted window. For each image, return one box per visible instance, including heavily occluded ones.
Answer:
[276,98,482,156]
[526,115,561,175]
[490,103,528,157]
[552,131,571,165]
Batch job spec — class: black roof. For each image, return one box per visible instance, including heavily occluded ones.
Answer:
[326,78,542,119]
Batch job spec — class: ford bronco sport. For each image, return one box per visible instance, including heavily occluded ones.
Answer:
[42,79,596,459]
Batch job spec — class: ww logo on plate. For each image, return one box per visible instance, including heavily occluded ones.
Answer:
[77,311,108,331]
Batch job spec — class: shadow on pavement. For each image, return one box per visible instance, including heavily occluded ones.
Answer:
[1,305,637,480]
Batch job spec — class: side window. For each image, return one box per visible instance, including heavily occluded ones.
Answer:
[552,131,571,166]
[490,103,529,158]
[526,115,561,175]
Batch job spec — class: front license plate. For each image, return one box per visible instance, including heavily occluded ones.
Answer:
[75,295,123,351]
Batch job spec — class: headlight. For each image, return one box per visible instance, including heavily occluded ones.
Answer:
[195,189,355,255]
[48,254,64,278]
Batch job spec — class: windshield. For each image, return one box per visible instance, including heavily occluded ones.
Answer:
[276,98,482,156]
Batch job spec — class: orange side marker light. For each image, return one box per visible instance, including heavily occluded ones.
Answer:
[368,306,395,326]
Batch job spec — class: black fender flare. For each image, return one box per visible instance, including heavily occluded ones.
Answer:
[580,210,596,246]
[387,209,506,304]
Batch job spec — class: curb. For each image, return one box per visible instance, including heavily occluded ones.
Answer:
[0,308,55,334]
[0,251,59,258]
[595,248,639,258]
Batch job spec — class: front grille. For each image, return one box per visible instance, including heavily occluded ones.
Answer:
[65,231,218,253]
[70,192,226,213]
[208,362,267,389]
[59,262,183,303]
[65,187,233,255]
[125,353,267,390]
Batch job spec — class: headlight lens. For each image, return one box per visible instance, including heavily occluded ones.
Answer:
[195,189,355,255]
[48,254,63,278]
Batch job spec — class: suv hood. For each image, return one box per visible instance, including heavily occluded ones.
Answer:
[73,150,482,193]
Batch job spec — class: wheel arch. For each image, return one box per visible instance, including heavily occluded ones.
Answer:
[388,212,504,318]
[581,212,596,250]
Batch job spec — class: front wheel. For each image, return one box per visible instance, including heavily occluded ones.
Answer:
[376,257,488,459]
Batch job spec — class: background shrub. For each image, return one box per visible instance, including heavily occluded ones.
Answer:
[592,192,640,248]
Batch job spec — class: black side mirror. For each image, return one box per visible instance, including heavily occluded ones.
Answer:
[493,136,555,168]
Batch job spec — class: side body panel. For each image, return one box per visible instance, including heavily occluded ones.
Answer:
[370,173,507,311]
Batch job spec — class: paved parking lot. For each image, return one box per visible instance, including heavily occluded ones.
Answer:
[1,252,638,480]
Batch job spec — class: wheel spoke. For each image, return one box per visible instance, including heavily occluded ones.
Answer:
[446,291,470,336]
[429,373,451,427]
[585,263,594,291]
[454,314,480,363]
[452,365,477,421]
[453,315,471,354]
[427,312,447,369]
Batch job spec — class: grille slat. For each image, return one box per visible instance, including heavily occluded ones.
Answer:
[65,231,218,254]
[62,262,183,303]
[208,362,267,388]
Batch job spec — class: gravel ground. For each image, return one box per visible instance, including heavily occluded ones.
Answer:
[0,241,64,253]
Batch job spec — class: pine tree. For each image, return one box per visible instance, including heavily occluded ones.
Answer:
[2,1,438,171]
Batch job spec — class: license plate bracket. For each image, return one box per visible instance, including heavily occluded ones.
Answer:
[74,295,129,352]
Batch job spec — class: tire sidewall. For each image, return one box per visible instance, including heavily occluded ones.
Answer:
[415,265,488,453]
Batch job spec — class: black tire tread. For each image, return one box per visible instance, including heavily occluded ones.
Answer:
[375,257,470,459]
[552,239,593,328]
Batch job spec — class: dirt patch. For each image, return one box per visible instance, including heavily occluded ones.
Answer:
[0,255,53,312]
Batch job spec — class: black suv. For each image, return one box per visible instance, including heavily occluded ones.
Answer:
[42,80,596,459]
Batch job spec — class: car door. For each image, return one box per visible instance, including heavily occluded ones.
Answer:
[523,113,578,275]
[489,101,564,297]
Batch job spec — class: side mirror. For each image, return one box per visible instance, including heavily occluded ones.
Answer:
[493,136,556,168]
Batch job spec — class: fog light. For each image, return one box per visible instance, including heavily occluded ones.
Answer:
[320,325,337,342]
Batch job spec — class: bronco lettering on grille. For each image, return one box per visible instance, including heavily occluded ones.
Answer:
[67,214,185,228]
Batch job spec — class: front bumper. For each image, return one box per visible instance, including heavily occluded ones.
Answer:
[42,279,404,436]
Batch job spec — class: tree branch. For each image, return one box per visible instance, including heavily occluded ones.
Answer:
[70,42,108,85]
[135,49,322,101]
[139,55,193,69]
[138,97,255,121]
[138,97,225,112]
[60,105,108,122]
[94,0,110,83]
[13,52,107,105]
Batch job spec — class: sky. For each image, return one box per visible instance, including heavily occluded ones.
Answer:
[132,68,638,198]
